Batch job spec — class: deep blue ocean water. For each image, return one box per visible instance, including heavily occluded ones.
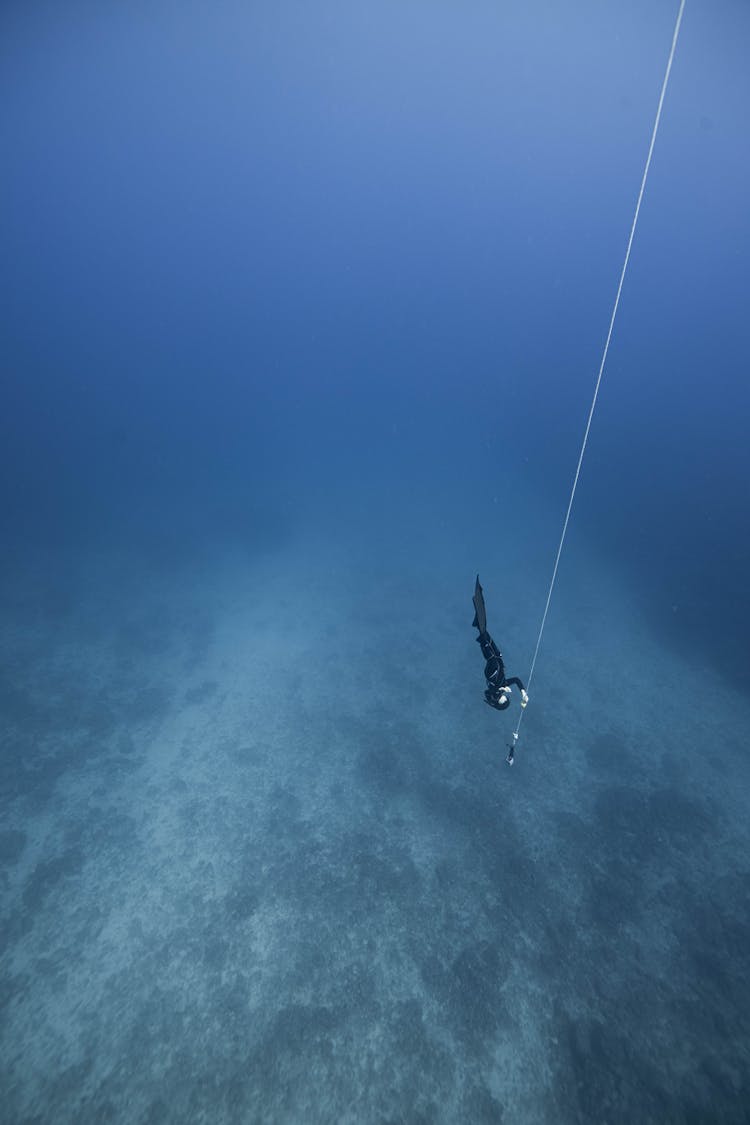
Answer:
[2,2,749,1122]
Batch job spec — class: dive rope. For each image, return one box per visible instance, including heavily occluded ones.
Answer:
[511,0,686,761]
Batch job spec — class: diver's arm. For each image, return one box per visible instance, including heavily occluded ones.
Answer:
[504,676,529,707]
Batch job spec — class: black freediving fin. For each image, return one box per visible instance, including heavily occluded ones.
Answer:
[472,573,487,634]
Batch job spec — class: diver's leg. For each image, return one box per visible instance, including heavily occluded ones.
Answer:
[477,631,497,662]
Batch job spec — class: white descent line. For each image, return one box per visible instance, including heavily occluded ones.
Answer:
[513,0,686,747]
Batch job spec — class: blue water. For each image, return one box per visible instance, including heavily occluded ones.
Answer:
[2,2,749,1121]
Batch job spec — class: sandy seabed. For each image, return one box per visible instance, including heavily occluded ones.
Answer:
[1,508,749,1125]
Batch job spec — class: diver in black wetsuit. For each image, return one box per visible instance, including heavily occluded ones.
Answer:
[472,575,528,762]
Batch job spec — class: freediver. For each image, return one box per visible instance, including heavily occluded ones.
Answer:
[472,574,528,764]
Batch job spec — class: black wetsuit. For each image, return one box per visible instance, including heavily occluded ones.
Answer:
[477,632,526,711]
[472,575,526,712]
